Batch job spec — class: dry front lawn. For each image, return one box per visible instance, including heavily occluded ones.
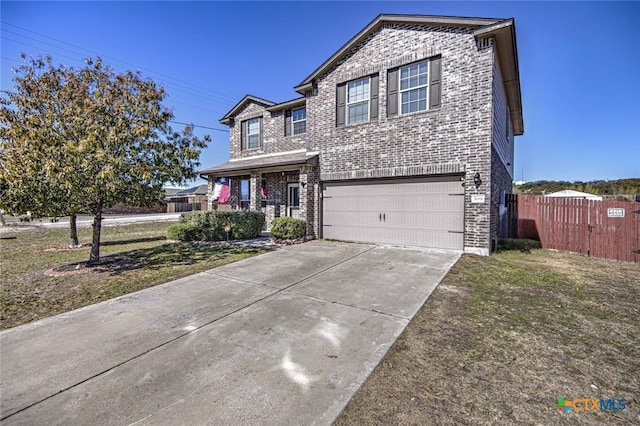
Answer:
[336,249,639,425]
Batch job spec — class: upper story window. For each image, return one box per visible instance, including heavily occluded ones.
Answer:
[292,107,306,134]
[400,61,428,114]
[347,77,370,124]
[285,106,306,136]
[387,56,441,117]
[336,74,379,127]
[505,106,512,142]
[241,117,262,150]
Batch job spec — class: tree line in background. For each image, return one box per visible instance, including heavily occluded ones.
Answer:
[0,54,210,264]
[514,178,640,198]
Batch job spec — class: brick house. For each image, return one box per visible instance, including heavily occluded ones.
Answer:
[200,14,523,255]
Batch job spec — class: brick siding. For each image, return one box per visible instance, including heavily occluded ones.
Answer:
[218,23,514,253]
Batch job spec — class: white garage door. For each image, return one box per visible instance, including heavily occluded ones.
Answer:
[322,176,464,249]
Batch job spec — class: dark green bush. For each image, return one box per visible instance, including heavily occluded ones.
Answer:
[167,210,265,241]
[166,222,198,241]
[271,217,307,240]
[497,238,542,253]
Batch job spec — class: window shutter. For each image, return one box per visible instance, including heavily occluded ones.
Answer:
[370,74,379,120]
[241,120,247,150]
[285,110,292,136]
[259,117,263,147]
[336,83,346,127]
[387,68,398,117]
[429,56,441,109]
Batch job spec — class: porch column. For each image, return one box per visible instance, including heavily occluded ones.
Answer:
[206,176,215,211]
[298,165,318,237]
[249,171,262,211]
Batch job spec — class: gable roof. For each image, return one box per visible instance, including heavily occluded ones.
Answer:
[176,184,208,196]
[219,95,275,125]
[265,97,306,113]
[293,13,524,135]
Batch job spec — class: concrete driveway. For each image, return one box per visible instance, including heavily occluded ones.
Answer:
[0,241,460,425]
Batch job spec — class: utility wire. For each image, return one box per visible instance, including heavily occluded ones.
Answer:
[2,34,235,106]
[2,25,233,134]
[2,37,232,120]
[1,22,238,105]
[169,121,228,132]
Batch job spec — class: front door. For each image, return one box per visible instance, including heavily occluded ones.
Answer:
[287,183,300,218]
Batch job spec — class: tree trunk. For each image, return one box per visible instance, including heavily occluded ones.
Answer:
[0,212,6,226]
[88,205,103,265]
[69,213,79,247]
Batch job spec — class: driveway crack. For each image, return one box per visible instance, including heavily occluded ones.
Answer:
[1,244,377,422]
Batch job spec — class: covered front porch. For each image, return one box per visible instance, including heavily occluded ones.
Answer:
[199,151,319,235]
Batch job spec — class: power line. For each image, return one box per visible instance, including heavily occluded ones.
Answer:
[2,36,231,118]
[2,34,235,107]
[1,37,85,65]
[167,98,226,116]
[1,21,239,105]
[169,120,228,132]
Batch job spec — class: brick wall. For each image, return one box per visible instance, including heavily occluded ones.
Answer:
[229,102,308,160]
[222,23,508,253]
[306,24,495,253]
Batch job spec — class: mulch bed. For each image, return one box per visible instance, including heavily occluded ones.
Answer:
[270,236,314,245]
[44,256,132,276]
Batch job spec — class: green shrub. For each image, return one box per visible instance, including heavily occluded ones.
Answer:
[166,222,198,241]
[497,238,542,253]
[167,210,265,241]
[271,217,307,240]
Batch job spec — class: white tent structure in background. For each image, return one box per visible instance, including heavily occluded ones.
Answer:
[544,189,603,201]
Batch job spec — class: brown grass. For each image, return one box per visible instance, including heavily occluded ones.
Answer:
[335,249,640,425]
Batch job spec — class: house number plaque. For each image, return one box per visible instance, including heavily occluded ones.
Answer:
[471,194,486,204]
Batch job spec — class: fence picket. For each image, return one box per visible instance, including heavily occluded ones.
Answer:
[505,194,640,263]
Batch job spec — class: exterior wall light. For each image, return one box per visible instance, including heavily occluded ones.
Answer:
[473,172,482,188]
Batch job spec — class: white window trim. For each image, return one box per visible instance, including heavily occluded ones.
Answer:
[292,107,306,135]
[246,117,261,149]
[399,60,429,115]
[346,76,370,125]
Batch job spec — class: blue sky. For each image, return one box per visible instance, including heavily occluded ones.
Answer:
[1,1,639,185]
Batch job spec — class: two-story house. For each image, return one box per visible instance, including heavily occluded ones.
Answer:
[200,14,523,255]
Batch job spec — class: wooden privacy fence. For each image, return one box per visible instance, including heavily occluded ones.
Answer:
[505,194,640,263]
[166,202,206,213]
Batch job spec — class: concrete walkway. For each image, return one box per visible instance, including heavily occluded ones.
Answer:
[0,241,460,425]
[19,213,182,229]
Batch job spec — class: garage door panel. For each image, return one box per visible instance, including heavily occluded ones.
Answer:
[322,176,464,250]
[386,212,463,230]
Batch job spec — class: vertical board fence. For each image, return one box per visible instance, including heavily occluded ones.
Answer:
[505,194,640,263]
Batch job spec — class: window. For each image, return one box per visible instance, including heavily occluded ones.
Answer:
[400,61,428,114]
[241,117,262,150]
[387,56,441,117]
[505,106,512,142]
[347,77,370,124]
[240,179,250,210]
[247,118,261,149]
[336,74,379,127]
[292,107,306,134]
